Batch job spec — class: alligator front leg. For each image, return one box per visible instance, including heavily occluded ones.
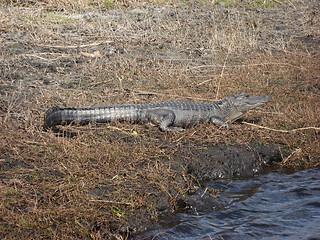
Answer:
[210,116,232,129]
[146,109,185,131]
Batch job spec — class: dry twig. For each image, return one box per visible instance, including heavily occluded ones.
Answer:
[243,122,320,133]
[38,40,113,49]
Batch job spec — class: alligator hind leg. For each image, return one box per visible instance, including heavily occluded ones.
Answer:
[210,116,232,129]
[160,118,185,131]
[146,109,184,131]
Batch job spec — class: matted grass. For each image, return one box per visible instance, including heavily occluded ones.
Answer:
[0,0,319,238]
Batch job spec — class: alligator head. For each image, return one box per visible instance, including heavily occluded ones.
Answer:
[228,92,270,120]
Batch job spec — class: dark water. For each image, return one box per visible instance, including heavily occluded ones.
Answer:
[133,167,320,240]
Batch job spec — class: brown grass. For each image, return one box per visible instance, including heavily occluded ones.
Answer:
[0,0,319,239]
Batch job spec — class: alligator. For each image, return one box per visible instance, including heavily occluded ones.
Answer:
[44,92,270,131]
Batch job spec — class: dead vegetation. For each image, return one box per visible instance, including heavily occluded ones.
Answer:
[0,0,319,239]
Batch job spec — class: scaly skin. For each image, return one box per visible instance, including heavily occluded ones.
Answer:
[44,93,270,131]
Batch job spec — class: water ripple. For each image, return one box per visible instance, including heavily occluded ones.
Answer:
[133,167,320,240]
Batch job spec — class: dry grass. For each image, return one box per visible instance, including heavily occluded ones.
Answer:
[0,0,291,12]
[0,0,319,239]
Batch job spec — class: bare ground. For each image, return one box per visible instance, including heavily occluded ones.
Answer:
[0,0,319,239]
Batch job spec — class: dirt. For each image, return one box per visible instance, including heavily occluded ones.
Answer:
[126,142,285,235]
[0,0,319,239]
[176,142,284,181]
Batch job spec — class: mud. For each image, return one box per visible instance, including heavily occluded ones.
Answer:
[124,142,285,235]
[176,142,283,181]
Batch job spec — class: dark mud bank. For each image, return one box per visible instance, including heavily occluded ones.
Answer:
[177,142,283,182]
[128,142,284,236]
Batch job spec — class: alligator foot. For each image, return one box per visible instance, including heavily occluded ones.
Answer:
[160,126,185,131]
[210,116,232,129]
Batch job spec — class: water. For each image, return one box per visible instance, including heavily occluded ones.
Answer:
[133,167,320,240]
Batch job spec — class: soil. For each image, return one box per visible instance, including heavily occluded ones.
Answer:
[0,0,319,239]
[126,142,285,235]
[176,142,284,182]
